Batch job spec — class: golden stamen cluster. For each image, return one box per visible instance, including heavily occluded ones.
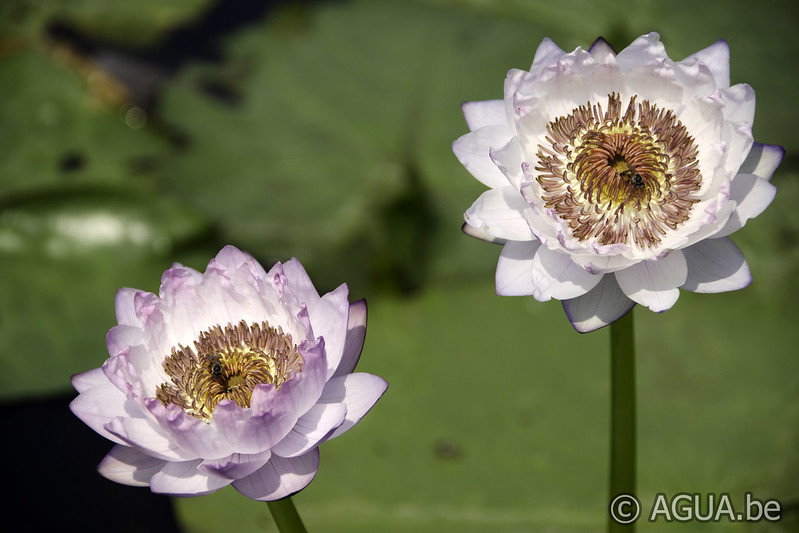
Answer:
[156,320,303,422]
[535,93,701,248]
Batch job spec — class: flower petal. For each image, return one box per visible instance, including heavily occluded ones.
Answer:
[715,173,777,237]
[334,299,367,377]
[464,187,535,241]
[588,37,616,61]
[738,143,784,180]
[495,240,540,296]
[682,39,729,88]
[71,367,108,393]
[461,99,506,130]
[98,444,166,487]
[105,412,197,462]
[69,380,129,446]
[562,275,636,333]
[318,373,388,440]
[462,222,506,244]
[233,449,320,501]
[529,38,567,78]
[270,402,347,458]
[198,450,272,480]
[615,251,688,312]
[452,126,514,189]
[149,459,233,496]
[682,237,751,293]
[530,246,603,301]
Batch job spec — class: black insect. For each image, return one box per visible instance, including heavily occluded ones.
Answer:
[211,363,223,379]
[620,169,645,189]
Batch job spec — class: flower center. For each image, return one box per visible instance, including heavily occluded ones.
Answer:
[156,320,303,422]
[535,93,702,248]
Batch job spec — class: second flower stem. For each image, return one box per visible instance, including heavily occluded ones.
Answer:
[267,496,308,533]
[609,309,636,532]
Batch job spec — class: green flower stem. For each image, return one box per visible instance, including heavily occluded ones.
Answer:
[267,496,308,533]
[609,309,636,532]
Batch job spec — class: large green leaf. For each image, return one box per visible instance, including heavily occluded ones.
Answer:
[0,188,211,400]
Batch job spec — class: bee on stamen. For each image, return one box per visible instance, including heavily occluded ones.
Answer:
[207,354,224,379]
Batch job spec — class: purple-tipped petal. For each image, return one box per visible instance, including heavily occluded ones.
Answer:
[150,459,233,496]
[233,449,320,501]
[318,373,388,440]
[562,275,636,333]
[271,402,347,458]
[682,237,751,293]
[98,445,166,487]
[308,285,350,380]
[334,300,367,377]
[588,37,616,61]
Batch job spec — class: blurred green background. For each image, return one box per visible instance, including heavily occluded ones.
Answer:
[1,0,797,531]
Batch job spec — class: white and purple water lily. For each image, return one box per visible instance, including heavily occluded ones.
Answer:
[70,246,387,500]
[453,32,782,332]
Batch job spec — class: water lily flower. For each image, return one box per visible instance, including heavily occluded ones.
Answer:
[454,33,781,332]
[70,246,387,500]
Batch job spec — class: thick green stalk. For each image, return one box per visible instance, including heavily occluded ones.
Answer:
[608,310,637,532]
[267,496,308,533]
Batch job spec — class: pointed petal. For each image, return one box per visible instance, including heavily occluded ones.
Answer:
[334,300,367,377]
[530,246,603,301]
[98,444,166,487]
[461,100,506,130]
[300,283,349,380]
[615,251,688,312]
[588,37,616,61]
[462,222,506,244]
[616,33,666,72]
[682,237,751,293]
[683,39,729,88]
[529,38,566,77]
[233,449,320,501]
[318,373,388,440]
[452,126,515,189]
[562,275,635,333]
[105,413,197,462]
[495,240,540,296]
[464,187,535,241]
[71,367,107,393]
[149,460,232,496]
[715,174,777,237]
[738,143,784,180]
[69,381,129,446]
[281,258,321,312]
[271,402,347,458]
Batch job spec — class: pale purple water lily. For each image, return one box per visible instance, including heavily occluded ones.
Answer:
[70,246,387,500]
[453,32,781,332]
